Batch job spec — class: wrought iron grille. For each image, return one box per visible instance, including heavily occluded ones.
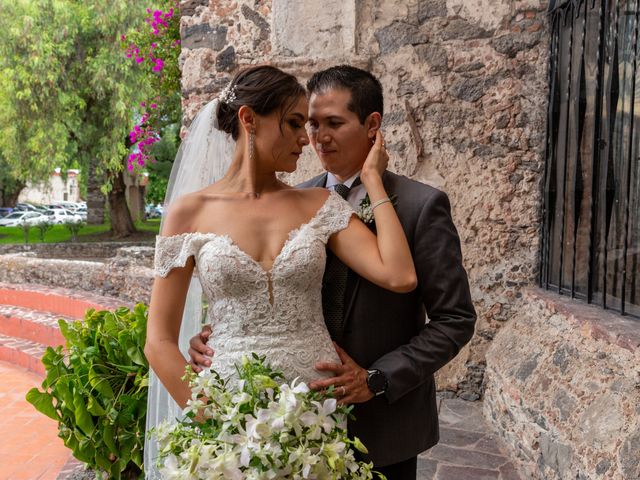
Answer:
[542,0,640,317]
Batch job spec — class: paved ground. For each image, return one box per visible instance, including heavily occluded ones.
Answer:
[418,396,523,480]
[0,361,71,480]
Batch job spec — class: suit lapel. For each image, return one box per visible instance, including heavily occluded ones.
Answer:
[343,171,392,323]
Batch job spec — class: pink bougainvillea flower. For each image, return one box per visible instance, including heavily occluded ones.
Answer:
[152,58,164,72]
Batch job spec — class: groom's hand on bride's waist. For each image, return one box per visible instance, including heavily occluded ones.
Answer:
[310,343,374,405]
[188,325,214,373]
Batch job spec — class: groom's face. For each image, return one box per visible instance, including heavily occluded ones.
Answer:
[308,88,373,180]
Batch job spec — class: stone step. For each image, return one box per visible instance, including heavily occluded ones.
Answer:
[0,304,69,348]
[0,282,126,319]
[0,283,133,376]
[0,333,47,376]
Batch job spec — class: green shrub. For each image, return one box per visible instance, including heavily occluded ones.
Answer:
[35,220,54,242]
[63,220,85,242]
[20,221,31,244]
[27,304,149,480]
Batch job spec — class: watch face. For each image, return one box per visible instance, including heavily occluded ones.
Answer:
[367,370,386,393]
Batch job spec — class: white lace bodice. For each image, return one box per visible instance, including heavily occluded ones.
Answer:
[154,191,355,382]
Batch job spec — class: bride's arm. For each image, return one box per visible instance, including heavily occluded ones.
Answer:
[144,198,199,409]
[145,262,195,408]
[328,131,417,293]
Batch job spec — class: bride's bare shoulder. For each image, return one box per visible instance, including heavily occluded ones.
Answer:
[160,190,209,236]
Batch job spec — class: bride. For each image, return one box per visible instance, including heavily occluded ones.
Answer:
[143,65,416,475]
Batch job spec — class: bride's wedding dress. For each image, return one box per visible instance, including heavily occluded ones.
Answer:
[153,190,354,383]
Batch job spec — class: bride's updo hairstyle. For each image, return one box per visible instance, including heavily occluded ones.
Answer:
[217,65,306,141]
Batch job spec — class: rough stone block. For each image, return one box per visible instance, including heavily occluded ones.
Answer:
[216,46,236,72]
[182,23,228,51]
[436,464,500,480]
[538,433,573,478]
[272,0,355,58]
[448,76,496,103]
[620,432,640,479]
[415,44,449,72]
[241,5,270,41]
[376,21,428,55]
[418,0,448,23]
[491,32,542,58]
[439,18,493,41]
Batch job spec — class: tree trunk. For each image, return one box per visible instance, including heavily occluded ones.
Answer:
[108,168,137,238]
[87,157,106,224]
[0,180,25,207]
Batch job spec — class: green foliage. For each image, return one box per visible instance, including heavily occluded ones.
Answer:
[19,221,31,244]
[123,1,181,133]
[145,123,179,204]
[0,219,160,244]
[26,305,149,480]
[34,220,54,242]
[63,220,85,242]
[0,0,149,186]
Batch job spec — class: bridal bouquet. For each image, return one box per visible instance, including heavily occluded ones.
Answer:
[153,354,383,479]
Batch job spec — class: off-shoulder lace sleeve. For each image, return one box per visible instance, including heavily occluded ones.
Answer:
[314,190,357,242]
[154,234,206,277]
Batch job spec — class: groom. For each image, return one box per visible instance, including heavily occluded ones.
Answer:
[189,65,476,479]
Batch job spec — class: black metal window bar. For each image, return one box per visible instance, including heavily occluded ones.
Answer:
[542,0,639,318]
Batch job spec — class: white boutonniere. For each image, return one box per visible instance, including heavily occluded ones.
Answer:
[357,194,398,224]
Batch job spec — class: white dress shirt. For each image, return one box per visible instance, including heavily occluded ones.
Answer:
[325,171,366,210]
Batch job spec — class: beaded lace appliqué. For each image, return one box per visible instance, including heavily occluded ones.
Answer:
[153,191,355,382]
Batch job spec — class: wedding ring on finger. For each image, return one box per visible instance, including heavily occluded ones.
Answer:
[339,386,346,396]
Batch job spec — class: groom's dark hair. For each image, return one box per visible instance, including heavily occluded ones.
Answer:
[306,65,384,124]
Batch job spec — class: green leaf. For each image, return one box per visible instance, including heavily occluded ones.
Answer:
[94,451,112,472]
[89,366,114,399]
[102,423,119,456]
[87,395,106,416]
[77,437,96,464]
[73,394,94,435]
[25,388,59,421]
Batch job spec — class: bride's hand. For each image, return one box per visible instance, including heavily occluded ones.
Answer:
[360,130,388,183]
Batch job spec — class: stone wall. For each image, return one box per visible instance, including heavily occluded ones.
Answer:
[179,0,549,395]
[0,247,155,304]
[484,288,640,480]
[0,241,154,259]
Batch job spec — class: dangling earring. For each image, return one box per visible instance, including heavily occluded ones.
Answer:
[249,128,255,162]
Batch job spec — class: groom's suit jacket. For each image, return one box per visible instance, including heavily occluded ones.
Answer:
[299,170,476,466]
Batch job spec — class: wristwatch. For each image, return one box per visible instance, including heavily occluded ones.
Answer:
[366,369,388,396]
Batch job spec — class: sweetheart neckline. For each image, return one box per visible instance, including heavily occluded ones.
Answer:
[157,190,342,275]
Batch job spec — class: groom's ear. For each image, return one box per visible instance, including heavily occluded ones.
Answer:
[238,105,257,133]
[365,112,382,142]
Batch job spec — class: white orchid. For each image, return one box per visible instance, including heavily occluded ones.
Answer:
[152,355,383,479]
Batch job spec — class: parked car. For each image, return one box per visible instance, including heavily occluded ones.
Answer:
[0,211,43,227]
[42,209,82,224]
[22,213,52,226]
[49,201,84,213]
[14,203,39,212]
[145,204,163,219]
[75,206,88,221]
[0,207,12,218]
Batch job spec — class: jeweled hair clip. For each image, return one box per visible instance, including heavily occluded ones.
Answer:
[219,83,237,104]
